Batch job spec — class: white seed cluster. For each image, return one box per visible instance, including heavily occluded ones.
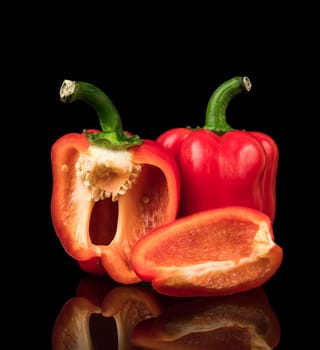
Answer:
[75,147,141,202]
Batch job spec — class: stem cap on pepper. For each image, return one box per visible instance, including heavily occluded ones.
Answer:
[60,79,143,150]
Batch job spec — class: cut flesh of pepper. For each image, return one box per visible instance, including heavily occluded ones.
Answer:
[51,80,181,283]
[51,136,180,283]
[131,206,283,297]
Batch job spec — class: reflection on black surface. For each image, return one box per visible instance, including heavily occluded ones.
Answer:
[52,275,280,349]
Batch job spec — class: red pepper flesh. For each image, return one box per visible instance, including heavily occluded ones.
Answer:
[157,76,278,223]
[51,80,180,283]
[131,206,283,297]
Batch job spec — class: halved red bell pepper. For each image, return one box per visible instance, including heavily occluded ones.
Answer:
[157,76,278,223]
[51,80,180,283]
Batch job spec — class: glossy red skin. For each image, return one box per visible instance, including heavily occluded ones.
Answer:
[77,258,107,275]
[157,128,278,222]
[51,132,181,283]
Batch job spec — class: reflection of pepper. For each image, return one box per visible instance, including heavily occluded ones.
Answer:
[51,80,180,283]
[157,76,278,222]
[51,275,162,349]
[131,287,281,349]
[52,277,280,349]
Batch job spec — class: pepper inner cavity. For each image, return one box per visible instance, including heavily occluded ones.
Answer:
[89,198,119,245]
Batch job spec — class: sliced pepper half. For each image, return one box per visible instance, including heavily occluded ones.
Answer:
[131,206,283,297]
[51,80,181,283]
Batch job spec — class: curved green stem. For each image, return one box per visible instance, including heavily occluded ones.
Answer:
[204,76,251,134]
[60,80,142,149]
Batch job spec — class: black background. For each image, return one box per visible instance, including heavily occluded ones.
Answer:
[9,5,315,349]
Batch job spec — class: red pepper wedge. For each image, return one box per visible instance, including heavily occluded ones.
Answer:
[131,206,283,297]
[157,76,278,223]
[51,80,180,283]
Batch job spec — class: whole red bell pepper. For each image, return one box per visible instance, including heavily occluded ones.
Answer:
[157,76,278,223]
[51,80,180,283]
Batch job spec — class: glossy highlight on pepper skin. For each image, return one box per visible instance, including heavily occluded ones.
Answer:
[157,76,278,222]
[51,80,181,283]
[131,206,283,297]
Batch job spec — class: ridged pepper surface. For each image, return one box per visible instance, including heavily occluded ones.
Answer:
[157,76,278,223]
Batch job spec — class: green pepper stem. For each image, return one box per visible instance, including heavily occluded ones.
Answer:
[60,80,142,149]
[204,76,251,134]
[60,80,122,132]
